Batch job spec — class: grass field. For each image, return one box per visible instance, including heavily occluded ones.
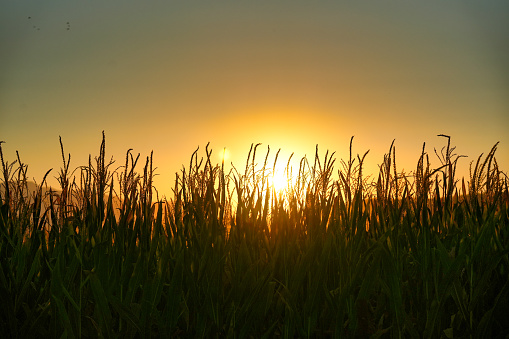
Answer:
[1,133,508,338]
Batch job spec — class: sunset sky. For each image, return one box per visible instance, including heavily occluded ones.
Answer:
[1,1,508,197]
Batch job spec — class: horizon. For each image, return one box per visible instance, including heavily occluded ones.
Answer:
[1,134,505,202]
[1,1,508,198]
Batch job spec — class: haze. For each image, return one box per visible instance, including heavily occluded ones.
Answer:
[1,1,508,196]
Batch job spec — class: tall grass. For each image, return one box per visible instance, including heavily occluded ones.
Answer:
[0,133,508,338]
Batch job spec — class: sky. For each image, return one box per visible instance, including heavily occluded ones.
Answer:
[1,0,508,197]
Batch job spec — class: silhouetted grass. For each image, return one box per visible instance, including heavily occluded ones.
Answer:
[0,133,508,338]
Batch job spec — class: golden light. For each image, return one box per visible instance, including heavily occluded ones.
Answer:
[219,147,230,164]
[268,168,287,193]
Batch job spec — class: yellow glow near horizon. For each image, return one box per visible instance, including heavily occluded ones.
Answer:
[220,148,230,164]
[269,168,289,194]
[267,157,302,196]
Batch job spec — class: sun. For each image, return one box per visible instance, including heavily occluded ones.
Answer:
[269,167,290,194]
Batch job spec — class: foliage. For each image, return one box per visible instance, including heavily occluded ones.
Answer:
[0,134,508,338]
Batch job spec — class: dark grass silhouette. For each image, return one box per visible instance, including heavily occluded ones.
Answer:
[0,133,508,337]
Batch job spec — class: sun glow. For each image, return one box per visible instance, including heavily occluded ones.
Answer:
[220,148,230,163]
[269,168,291,194]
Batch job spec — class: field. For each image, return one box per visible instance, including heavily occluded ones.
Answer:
[1,134,508,338]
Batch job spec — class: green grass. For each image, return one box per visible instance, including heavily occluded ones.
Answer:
[0,133,508,338]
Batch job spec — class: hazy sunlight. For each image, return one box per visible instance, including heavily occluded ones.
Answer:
[220,147,230,164]
[269,167,291,194]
